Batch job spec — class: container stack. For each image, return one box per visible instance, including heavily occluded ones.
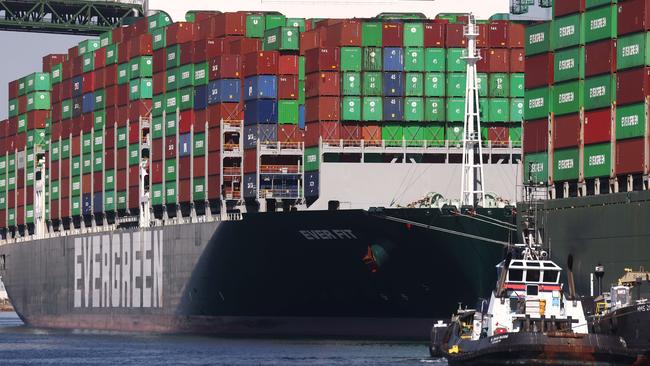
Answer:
[523,0,647,197]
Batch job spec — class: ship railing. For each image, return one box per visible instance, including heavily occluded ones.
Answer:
[258,188,301,199]
[259,165,301,174]
[222,167,242,175]
[321,139,522,154]
[258,141,304,153]
[222,143,241,152]
[222,189,242,200]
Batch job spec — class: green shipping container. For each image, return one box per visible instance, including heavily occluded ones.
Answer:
[93,154,103,172]
[82,155,92,173]
[178,87,194,110]
[194,62,208,85]
[446,49,465,72]
[148,12,171,30]
[78,39,100,55]
[25,72,51,93]
[488,98,510,122]
[583,5,617,43]
[130,56,153,79]
[362,22,382,47]
[424,97,445,122]
[524,152,549,184]
[278,100,299,124]
[553,14,583,50]
[447,73,466,97]
[526,22,552,56]
[554,80,584,116]
[26,92,50,111]
[82,52,95,73]
[553,148,580,181]
[246,14,265,38]
[104,191,116,212]
[17,114,27,133]
[340,47,362,72]
[263,27,299,51]
[554,46,585,82]
[151,184,164,206]
[51,141,60,161]
[117,63,130,84]
[105,170,115,191]
[489,73,510,98]
[404,124,425,147]
[617,32,650,70]
[423,124,445,146]
[51,64,63,85]
[265,14,286,30]
[477,73,488,97]
[94,90,105,110]
[525,87,552,120]
[510,126,522,147]
[152,117,164,139]
[362,47,382,71]
[164,159,176,181]
[178,64,195,88]
[165,113,177,136]
[586,0,617,9]
[166,68,178,90]
[304,147,320,171]
[298,80,305,104]
[117,191,127,210]
[342,97,361,121]
[166,91,179,114]
[82,133,92,154]
[7,208,15,227]
[447,98,465,122]
[130,78,153,101]
[510,98,524,122]
[382,124,404,146]
[424,48,446,72]
[166,45,181,70]
[583,143,611,178]
[403,23,424,47]
[286,18,305,32]
[94,129,104,151]
[424,72,445,97]
[405,72,423,96]
[99,30,112,48]
[8,99,18,118]
[342,72,361,95]
[404,47,424,72]
[584,74,615,111]
[61,99,72,119]
[193,133,205,156]
[106,44,118,65]
[404,97,424,122]
[362,97,382,121]
[165,181,177,204]
[193,178,206,201]
[362,72,382,96]
[116,127,127,148]
[152,28,167,50]
[447,125,464,144]
[616,103,646,140]
[510,74,525,98]
[152,94,164,117]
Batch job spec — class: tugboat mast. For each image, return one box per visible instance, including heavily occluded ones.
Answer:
[460,14,486,207]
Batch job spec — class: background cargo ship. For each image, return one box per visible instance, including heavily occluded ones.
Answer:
[521,0,650,298]
[0,9,524,338]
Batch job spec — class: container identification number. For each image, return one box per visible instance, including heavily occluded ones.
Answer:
[558,92,574,104]
[590,18,606,31]
[621,115,639,127]
[589,86,606,98]
[528,97,544,109]
[529,32,545,44]
[589,154,606,167]
[558,159,574,170]
[559,25,575,38]
[558,58,575,71]
[622,45,640,57]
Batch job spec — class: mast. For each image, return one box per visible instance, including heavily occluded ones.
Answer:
[460,14,486,207]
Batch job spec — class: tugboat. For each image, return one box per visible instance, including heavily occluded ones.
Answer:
[430,228,637,365]
[590,267,650,354]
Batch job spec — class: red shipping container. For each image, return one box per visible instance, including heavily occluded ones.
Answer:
[208,103,243,127]
[523,118,549,153]
[82,173,91,193]
[60,198,69,216]
[93,171,103,193]
[525,53,554,89]
[82,72,95,93]
[193,156,206,178]
[305,96,340,122]
[105,106,117,128]
[60,79,72,100]
[42,54,67,73]
[305,47,339,74]
[243,148,257,174]
[178,42,193,66]
[50,200,59,220]
[207,174,221,199]
[62,61,72,81]
[278,124,299,143]
[207,126,220,152]
[165,135,176,159]
[207,152,220,175]
[128,186,139,209]
[128,100,152,121]
[186,10,222,24]
[178,179,191,202]
[8,80,19,99]
[151,160,163,183]
[93,68,105,90]
[278,55,299,75]
[300,28,326,53]
[584,108,612,145]
[340,122,361,141]
[617,67,650,106]
[554,0,585,17]
[510,49,525,73]
[104,148,114,169]
[243,51,279,77]
[476,23,489,49]
[51,162,60,180]
[179,157,191,179]
[585,39,616,77]
[61,160,70,179]
[117,42,130,64]
[129,166,139,187]
[16,206,24,226]
[488,21,509,48]
[52,83,62,104]
[52,120,61,139]
[486,49,510,73]
[104,86,118,107]
[179,110,194,134]
[228,37,260,57]
[193,39,229,62]
[278,75,299,99]
[618,0,650,36]
[153,72,166,95]
[111,27,125,45]
[116,169,127,190]
[489,127,512,148]
[423,22,445,48]
[117,84,129,106]
[166,22,195,46]
[128,18,148,38]
[71,135,81,155]
[128,120,140,144]
[382,23,403,47]
[362,123,382,142]
[103,64,117,86]
[153,48,166,73]
[325,20,362,47]
[305,121,340,146]
[27,110,50,129]
[194,109,208,132]
[68,45,79,59]
[509,24,525,48]
[553,113,581,149]
[200,12,246,38]
[616,138,646,174]
[209,55,241,79]
[94,47,107,69]
[18,96,27,115]
[116,149,127,170]
[151,138,163,160]
[129,33,153,57]
[446,24,466,48]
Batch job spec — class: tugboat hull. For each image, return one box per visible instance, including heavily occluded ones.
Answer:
[591,305,650,354]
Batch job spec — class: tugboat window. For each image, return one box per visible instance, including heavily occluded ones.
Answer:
[526,270,540,282]
[543,270,559,283]
[508,269,523,282]
[527,285,539,296]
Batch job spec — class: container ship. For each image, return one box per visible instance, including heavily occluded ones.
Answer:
[0,10,525,338]
[521,0,650,299]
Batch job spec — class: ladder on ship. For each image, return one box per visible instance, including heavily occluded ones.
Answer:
[220,118,244,219]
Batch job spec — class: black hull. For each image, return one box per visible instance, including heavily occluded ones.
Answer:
[591,305,650,353]
[0,207,514,339]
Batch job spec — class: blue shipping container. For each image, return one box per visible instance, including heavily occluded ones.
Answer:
[72,97,83,118]
[194,85,208,110]
[383,47,404,72]
[82,93,94,114]
[179,133,192,156]
[244,124,278,149]
[208,79,240,104]
[243,173,257,198]
[383,97,404,121]
[72,76,83,98]
[244,75,277,101]
[82,193,92,215]
[305,171,319,197]
[93,193,103,214]
[383,72,404,96]
[298,104,305,129]
[244,100,278,125]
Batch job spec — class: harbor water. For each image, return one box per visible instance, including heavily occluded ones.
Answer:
[0,312,443,365]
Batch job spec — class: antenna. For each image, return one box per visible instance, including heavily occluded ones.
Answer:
[460,14,486,207]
